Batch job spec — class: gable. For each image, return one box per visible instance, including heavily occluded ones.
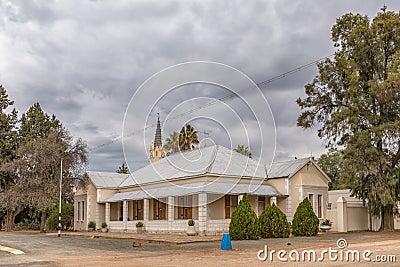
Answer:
[291,162,330,187]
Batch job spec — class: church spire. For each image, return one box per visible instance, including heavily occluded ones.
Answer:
[154,113,162,148]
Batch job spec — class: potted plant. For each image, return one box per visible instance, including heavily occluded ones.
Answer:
[320,219,332,232]
[136,221,144,234]
[101,222,108,233]
[88,221,96,232]
[186,219,197,236]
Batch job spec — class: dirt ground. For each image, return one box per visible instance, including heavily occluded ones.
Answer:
[1,231,400,266]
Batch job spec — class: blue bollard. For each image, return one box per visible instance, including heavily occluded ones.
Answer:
[220,233,232,250]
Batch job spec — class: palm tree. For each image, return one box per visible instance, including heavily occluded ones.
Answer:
[179,124,199,151]
[234,145,252,158]
[163,131,179,155]
[116,162,129,174]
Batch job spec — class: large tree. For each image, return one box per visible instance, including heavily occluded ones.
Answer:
[297,6,400,231]
[318,149,345,190]
[178,124,199,151]
[1,102,87,231]
[0,86,19,231]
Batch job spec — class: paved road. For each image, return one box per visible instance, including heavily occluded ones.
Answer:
[1,231,400,266]
[0,232,161,266]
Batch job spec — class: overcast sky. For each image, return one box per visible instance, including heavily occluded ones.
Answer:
[1,0,400,172]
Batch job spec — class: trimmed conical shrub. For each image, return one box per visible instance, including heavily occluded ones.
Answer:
[229,194,259,240]
[259,203,290,238]
[291,198,319,236]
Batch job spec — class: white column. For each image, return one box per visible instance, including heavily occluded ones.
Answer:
[337,197,348,232]
[238,195,243,202]
[105,202,110,225]
[168,196,174,232]
[198,193,207,236]
[95,203,100,230]
[86,195,90,230]
[123,200,128,231]
[143,199,149,222]
[270,196,277,205]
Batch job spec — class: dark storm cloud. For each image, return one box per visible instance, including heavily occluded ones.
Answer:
[1,0,400,171]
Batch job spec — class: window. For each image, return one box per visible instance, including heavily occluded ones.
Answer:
[225,195,238,219]
[77,202,81,221]
[153,199,167,220]
[82,201,85,221]
[317,195,322,218]
[133,200,144,220]
[327,203,332,210]
[258,196,266,215]
[178,196,193,219]
[119,201,123,221]
[308,194,314,209]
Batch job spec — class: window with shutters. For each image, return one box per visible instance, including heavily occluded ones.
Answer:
[225,195,238,219]
[178,196,192,219]
[153,199,167,220]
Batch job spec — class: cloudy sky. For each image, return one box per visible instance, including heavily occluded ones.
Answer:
[1,0,400,172]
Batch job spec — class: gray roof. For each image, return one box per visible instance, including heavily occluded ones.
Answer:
[267,157,311,178]
[103,181,281,202]
[87,171,129,188]
[87,146,314,189]
[119,145,268,187]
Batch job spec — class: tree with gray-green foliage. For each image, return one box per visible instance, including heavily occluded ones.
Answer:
[318,149,345,190]
[229,194,259,240]
[234,145,252,158]
[0,86,19,231]
[297,6,400,231]
[259,203,290,238]
[291,198,319,236]
[1,101,87,231]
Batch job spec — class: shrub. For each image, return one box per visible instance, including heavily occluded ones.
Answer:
[88,221,96,229]
[188,219,195,226]
[136,221,144,227]
[229,193,259,240]
[291,198,319,236]
[101,222,108,228]
[47,201,74,230]
[259,203,290,238]
[321,219,332,226]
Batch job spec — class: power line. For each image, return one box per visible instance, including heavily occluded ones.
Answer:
[89,54,334,152]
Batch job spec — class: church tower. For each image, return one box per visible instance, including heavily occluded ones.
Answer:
[149,114,166,163]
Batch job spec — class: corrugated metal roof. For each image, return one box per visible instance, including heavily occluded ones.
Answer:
[268,157,310,178]
[86,146,313,189]
[103,181,281,202]
[87,171,129,188]
[119,145,267,187]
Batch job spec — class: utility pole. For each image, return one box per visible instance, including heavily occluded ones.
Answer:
[58,159,62,238]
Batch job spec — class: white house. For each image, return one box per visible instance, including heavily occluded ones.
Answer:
[74,119,330,235]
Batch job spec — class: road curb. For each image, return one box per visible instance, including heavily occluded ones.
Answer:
[0,245,24,255]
